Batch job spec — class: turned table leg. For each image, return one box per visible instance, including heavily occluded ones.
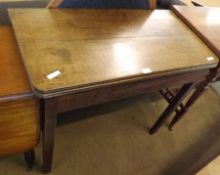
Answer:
[149,83,194,134]
[167,62,220,129]
[42,98,58,173]
[168,81,209,129]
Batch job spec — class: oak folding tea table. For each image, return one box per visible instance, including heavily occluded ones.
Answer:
[9,9,218,173]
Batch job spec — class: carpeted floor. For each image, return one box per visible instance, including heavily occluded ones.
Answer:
[212,82,220,96]
[198,155,220,175]
[0,88,220,175]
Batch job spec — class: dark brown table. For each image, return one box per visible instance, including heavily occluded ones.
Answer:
[9,8,218,173]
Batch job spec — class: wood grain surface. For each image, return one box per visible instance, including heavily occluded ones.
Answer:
[0,98,39,156]
[0,26,31,99]
[172,6,220,58]
[9,9,218,97]
[0,26,39,156]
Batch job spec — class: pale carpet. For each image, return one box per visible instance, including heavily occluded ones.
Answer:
[0,89,220,175]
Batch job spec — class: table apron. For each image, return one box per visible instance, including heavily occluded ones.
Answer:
[56,69,209,113]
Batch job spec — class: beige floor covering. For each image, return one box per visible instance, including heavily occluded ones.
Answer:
[0,88,220,175]
[198,155,220,175]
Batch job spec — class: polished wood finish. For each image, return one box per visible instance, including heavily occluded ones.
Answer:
[9,9,219,173]
[0,26,31,98]
[172,6,220,58]
[172,6,220,79]
[9,9,217,98]
[166,6,220,128]
[0,26,39,170]
[0,99,39,156]
[57,70,207,113]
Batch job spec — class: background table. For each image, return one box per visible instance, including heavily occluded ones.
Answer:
[9,9,218,173]
[166,6,220,128]
[172,6,220,58]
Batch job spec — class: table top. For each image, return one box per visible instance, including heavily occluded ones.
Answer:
[9,9,218,97]
[191,0,220,7]
[0,26,31,99]
[173,6,220,58]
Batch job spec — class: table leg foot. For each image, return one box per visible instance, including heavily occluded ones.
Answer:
[168,125,172,131]
[24,149,35,171]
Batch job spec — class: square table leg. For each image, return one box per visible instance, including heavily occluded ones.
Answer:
[42,98,58,173]
[40,82,195,172]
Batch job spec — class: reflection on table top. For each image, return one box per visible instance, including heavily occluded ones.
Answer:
[9,9,218,96]
[173,6,220,58]
[191,0,220,7]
